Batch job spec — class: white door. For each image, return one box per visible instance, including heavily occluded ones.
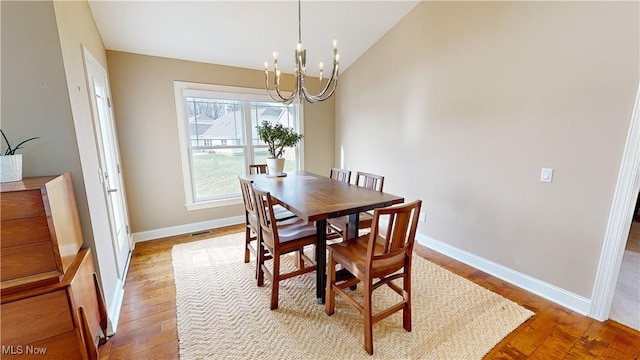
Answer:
[83,47,132,280]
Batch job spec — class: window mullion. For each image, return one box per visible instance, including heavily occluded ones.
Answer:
[243,101,253,169]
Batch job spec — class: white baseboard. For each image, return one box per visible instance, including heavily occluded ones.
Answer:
[417,234,592,316]
[132,215,245,243]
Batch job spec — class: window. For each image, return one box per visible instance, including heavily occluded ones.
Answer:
[174,82,303,210]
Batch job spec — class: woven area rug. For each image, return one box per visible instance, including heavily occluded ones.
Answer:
[172,233,534,359]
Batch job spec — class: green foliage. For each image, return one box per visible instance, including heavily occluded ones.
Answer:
[192,151,296,199]
[1,129,39,156]
[255,121,303,159]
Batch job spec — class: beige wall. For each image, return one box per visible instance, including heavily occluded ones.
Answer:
[1,1,95,244]
[336,1,639,298]
[106,51,334,233]
[1,1,82,201]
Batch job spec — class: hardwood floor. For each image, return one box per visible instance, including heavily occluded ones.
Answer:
[99,225,640,359]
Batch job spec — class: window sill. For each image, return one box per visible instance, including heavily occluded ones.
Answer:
[186,197,243,211]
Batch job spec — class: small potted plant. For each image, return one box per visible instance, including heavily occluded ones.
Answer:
[256,121,303,176]
[1,129,39,183]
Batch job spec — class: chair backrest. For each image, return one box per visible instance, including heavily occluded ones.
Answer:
[252,186,279,250]
[367,200,422,273]
[329,167,351,183]
[239,177,259,227]
[355,172,384,192]
[249,164,268,175]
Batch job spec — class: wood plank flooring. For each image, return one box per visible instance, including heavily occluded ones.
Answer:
[99,225,640,359]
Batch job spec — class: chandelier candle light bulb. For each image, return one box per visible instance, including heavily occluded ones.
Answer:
[264,0,340,104]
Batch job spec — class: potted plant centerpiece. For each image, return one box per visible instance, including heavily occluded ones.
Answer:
[1,129,39,183]
[256,121,303,176]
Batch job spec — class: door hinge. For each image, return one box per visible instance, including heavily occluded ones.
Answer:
[117,163,121,174]
[126,225,130,234]
[107,97,111,108]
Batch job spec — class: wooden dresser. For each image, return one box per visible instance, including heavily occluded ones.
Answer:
[1,173,107,359]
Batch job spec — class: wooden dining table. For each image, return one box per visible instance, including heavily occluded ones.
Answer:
[242,170,405,303]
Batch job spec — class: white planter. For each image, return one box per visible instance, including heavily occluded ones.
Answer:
[0,154,23,183]
[266,158,285,176]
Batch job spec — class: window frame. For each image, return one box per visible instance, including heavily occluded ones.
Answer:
[174,82,304,210]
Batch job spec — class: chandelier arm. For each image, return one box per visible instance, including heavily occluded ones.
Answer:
[302,78,338,103]
[300,64,339,102]
[265,72,292,103]
[274,79,297,103]
[265,72,296,104]
[308,64,339,99]
[267,89,293,104]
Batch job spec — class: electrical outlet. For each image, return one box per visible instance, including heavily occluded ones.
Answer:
[419,212,426,222]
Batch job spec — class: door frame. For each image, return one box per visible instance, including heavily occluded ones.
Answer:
[590,82,640,321]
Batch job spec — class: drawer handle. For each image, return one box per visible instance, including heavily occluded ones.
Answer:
[107,188,118,194]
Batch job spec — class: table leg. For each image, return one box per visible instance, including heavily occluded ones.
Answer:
[347,212,359,240]
[316,219,327,304]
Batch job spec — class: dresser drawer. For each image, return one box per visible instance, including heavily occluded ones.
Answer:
[1,289,75,345]
[0,190,45,220]
[1,217,51,248]
[1,241,58,282]
[0,173,83,289]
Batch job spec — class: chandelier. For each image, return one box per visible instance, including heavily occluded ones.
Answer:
[264,0,340,104]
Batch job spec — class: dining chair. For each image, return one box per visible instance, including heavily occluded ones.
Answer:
[329,167,351,183]
[249,164,268,175]
[238,177,296,277]
[328,171,385,240]
[253,186,318,310]
[325,200,422,355]
[325,167,354,240]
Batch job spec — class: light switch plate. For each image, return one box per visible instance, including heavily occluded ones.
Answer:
[540,168,553,183]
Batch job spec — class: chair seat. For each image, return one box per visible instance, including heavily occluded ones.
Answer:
[248,205,296,227]
[276,218,317,243]
[329,234,405,279]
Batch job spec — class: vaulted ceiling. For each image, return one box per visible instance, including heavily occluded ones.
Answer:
[88,1,420,76]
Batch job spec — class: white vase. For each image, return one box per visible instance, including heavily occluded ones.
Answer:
[266,158,285,176]
[0,154,23,183]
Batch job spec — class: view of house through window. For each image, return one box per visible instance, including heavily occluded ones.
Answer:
[180,90,300,203]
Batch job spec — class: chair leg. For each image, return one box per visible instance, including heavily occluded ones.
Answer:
[254,244,261,280]
[297,249,304,270]
[257,242,265,287]
[363,280,374,355]
[403,272,412,332]
[270,253,280,310]
[325,255,336,316]
[244,227,251,263]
